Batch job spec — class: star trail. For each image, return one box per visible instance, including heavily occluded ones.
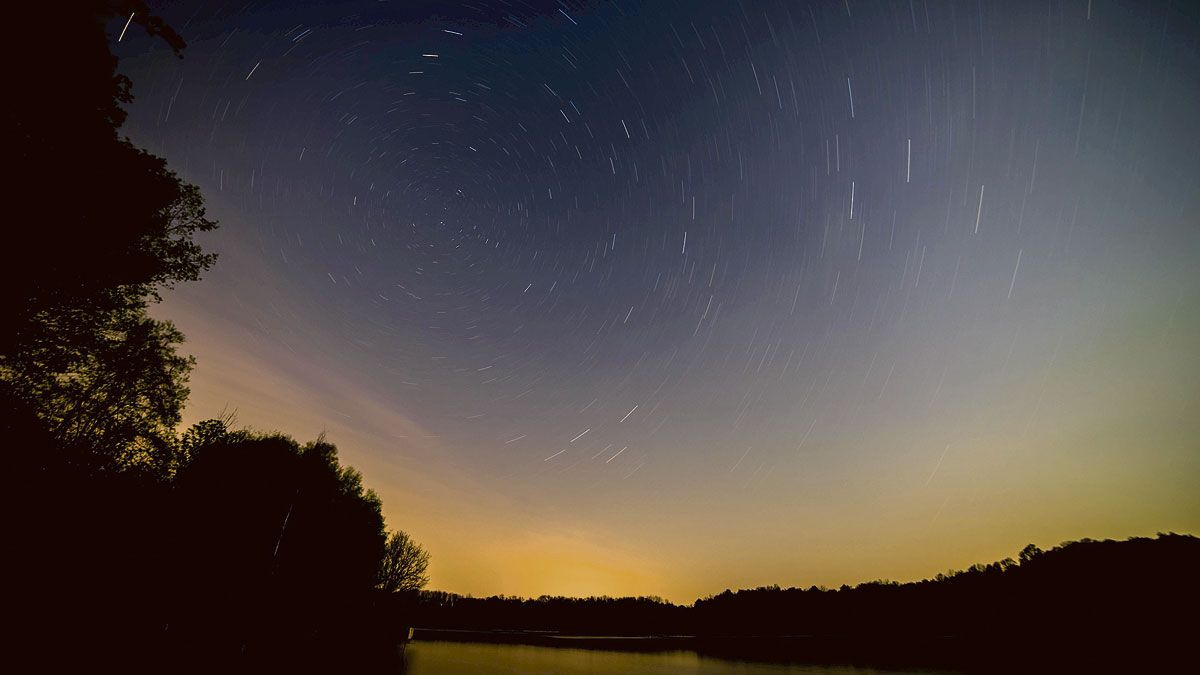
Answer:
[115,0,1199,600]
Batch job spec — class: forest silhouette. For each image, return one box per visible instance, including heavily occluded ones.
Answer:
[4,3,1196,674]
[406,533,1199,670]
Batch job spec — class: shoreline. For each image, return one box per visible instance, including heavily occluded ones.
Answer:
[410,628,973,669]
[412,628,696,651]
[408,628,1196,672]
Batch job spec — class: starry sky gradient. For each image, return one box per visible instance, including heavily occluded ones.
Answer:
[117,0,1199,601]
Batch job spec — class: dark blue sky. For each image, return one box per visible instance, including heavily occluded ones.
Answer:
[115,0,1199,599]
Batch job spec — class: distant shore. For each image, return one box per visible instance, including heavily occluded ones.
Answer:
[406,535,1199,672]
[414,628,693,651]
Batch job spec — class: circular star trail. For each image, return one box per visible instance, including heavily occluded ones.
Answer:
[117,1,1200,599]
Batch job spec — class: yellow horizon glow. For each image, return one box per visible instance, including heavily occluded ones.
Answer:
[162,281,1200,603]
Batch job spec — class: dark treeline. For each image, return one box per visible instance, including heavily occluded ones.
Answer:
[7,4,425,673]
[408,534,1199,669]
[13,414,419,673]
[412,592,690,636]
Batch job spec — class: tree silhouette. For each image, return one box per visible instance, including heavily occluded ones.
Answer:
[1018,542,1043,563]
[11,310,194,473]
[7,6,424,672]
[168,430,392,668]
[3,1,215,475]
[378,530,431,592]
[406,534,1199,669]
[175,432,387,597]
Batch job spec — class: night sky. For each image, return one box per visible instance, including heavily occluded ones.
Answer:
[116,0,1198,601]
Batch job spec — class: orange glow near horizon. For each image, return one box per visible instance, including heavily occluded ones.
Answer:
[163,266,1200,602]
[127,0,1200,605]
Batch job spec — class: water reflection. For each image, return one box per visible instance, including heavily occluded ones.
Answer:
[404,640,949,674]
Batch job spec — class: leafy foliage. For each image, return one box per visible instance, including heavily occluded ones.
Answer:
[8,7,427,670]
[2,1,215,475]
[4,308,194,473]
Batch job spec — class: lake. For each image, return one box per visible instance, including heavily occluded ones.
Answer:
[403,640,951,674]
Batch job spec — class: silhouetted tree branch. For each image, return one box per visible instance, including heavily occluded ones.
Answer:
[3,0,215,476]
[378,530,431,593]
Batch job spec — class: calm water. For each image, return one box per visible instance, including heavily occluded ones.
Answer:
[403,640,947,674]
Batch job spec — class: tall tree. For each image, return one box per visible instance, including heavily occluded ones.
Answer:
[378,530,432,593]
[3,1,216,473]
